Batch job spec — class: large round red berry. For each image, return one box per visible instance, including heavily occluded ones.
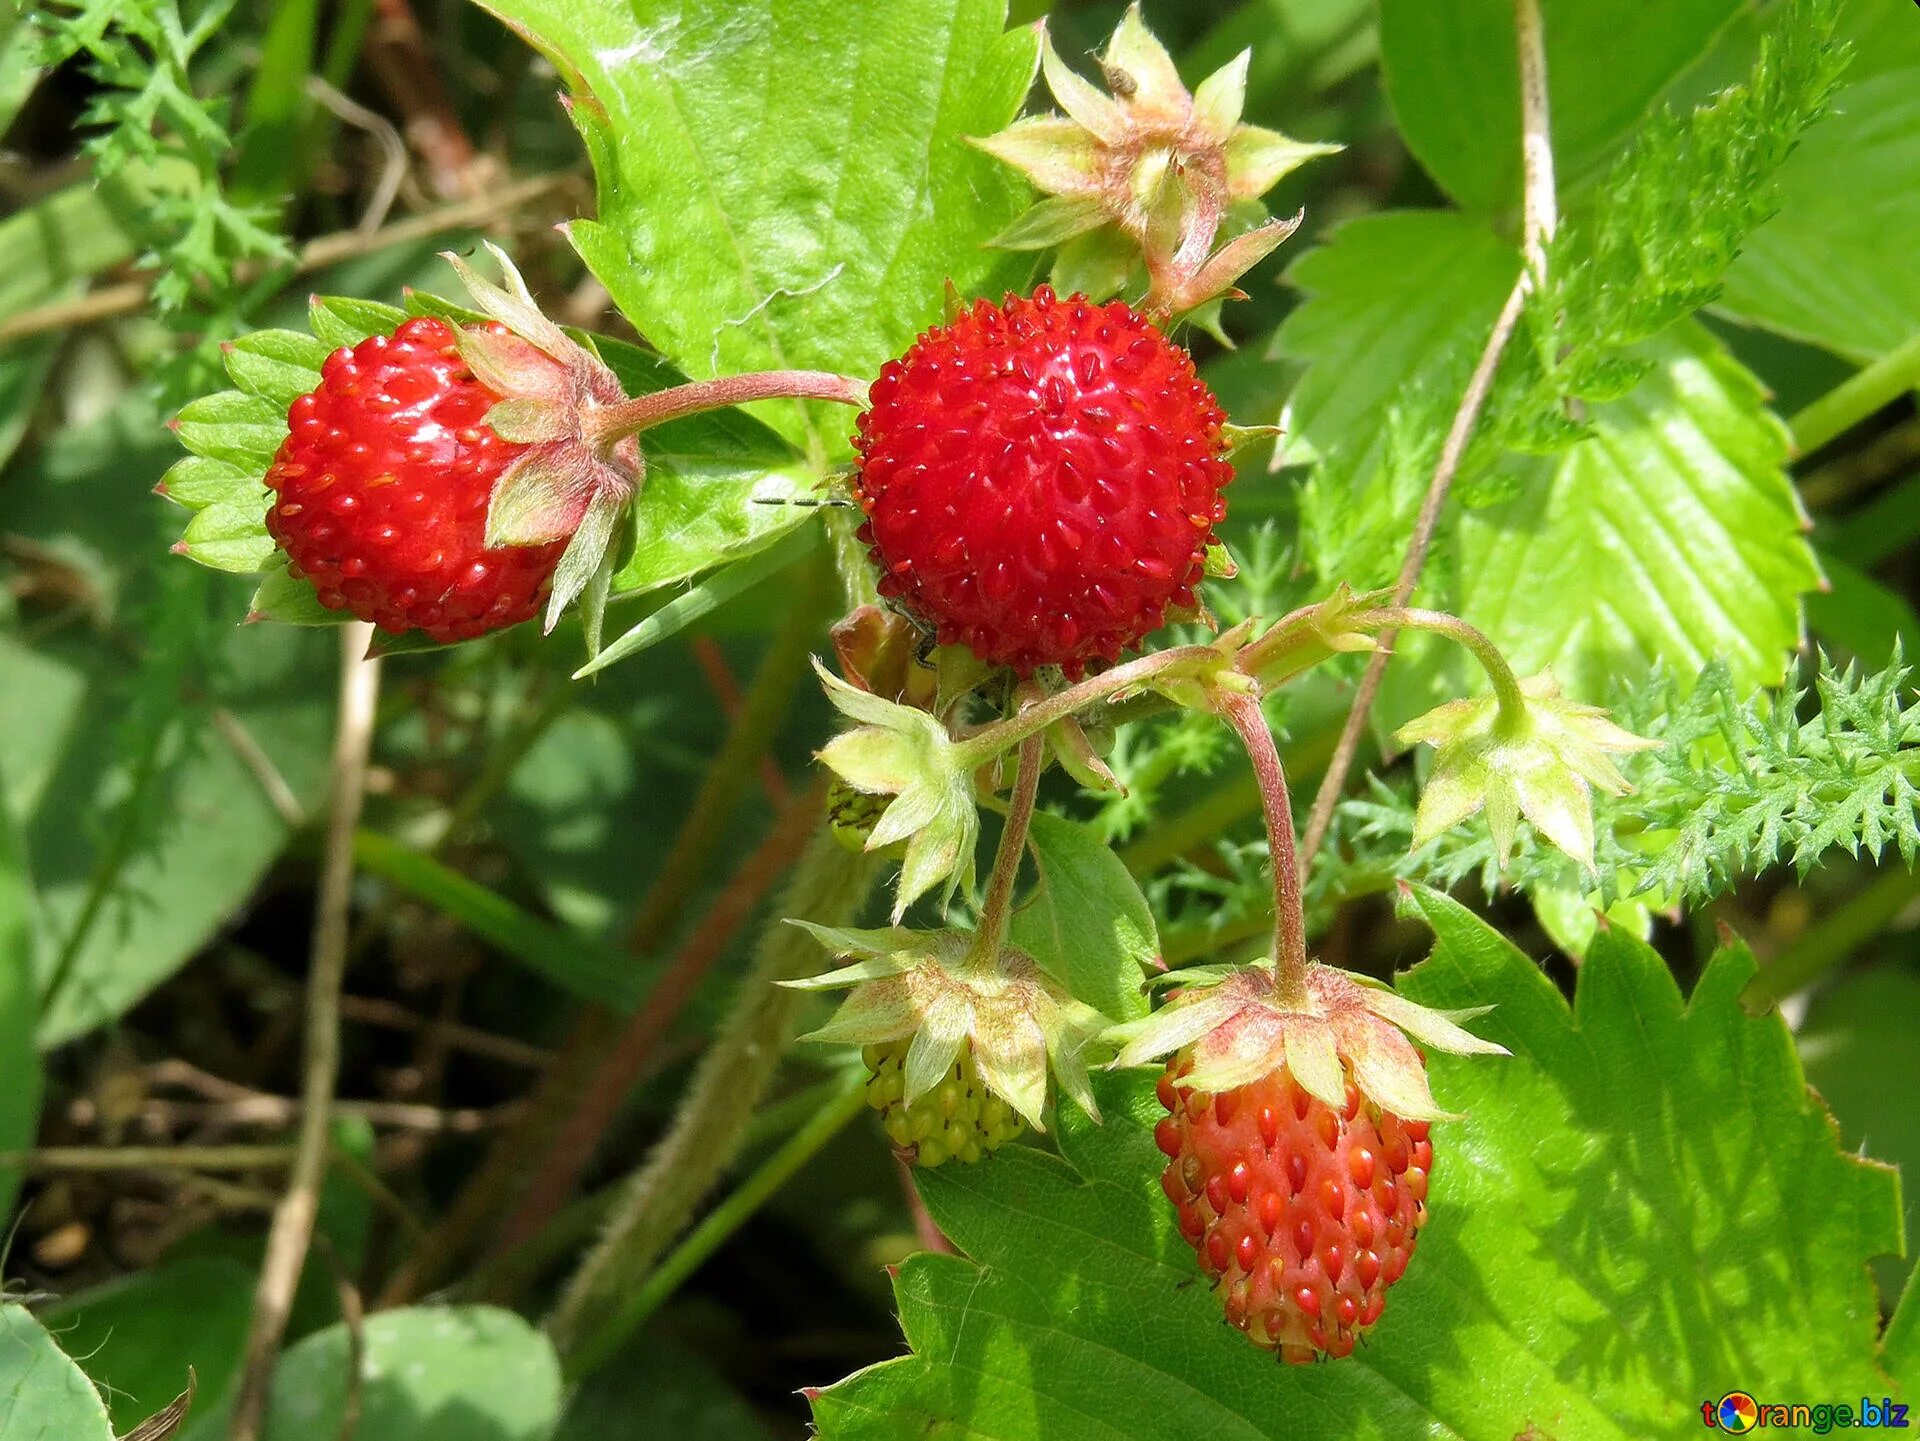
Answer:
[852,287,1232,675]
[1155,1057,1431,1362]
[265,316,564,642]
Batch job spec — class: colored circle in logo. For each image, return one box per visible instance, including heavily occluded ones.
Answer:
[1717,1393,1759,1433]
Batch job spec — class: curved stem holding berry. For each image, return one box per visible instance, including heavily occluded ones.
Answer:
[970,730,1045,970]
[583,369,870,446]
[1216,688,1308,1004]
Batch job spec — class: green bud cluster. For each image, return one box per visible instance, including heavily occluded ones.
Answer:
[862,1038,1025,1167]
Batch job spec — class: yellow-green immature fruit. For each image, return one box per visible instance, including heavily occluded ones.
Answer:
[826,777,892,855]
[863,1038,1026,1167]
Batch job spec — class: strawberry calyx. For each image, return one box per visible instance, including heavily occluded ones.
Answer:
[972,5,1338,318]
[441,242,640,652]
[1113,958,1507,1123]
[783,922,1106,1155]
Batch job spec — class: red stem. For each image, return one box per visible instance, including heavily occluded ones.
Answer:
[587,370,868,444]
[1219,691,1308,1001]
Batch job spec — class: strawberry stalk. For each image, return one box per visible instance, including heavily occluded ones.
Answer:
[582,369,869,445]
[1217,689,1308,1004]
[968,729,1045,972]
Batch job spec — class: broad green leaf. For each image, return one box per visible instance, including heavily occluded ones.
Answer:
[1378,0,1745,212]
[1008,810,1154,1020]
[179,1306,562,1441]
[1718,69,1920,360]
[812,888,1901,1437]
[1799,967,1920,1303]
[39,1258,253,1432]
[1456,323,1819,697]
[1276,212,1817,702]
[0,1304,115,1441]
[0,765,41,1224]
[1275,210,1519,478]
[478,0,1038,452]
[3,411,335,1045]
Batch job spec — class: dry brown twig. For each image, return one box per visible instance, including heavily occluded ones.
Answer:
[228,622,382,1441]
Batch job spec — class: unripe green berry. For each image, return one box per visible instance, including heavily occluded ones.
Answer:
[861,1036,1027,1168]
[827,778,892,854]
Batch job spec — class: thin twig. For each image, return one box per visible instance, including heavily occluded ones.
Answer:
[0,172,574,344]
[228,622,381,1441]
[0,1144,295,1172]
[1297,0,1556,874]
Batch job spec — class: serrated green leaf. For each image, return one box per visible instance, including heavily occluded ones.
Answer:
[177,1306,562,1441]
[172,391,287,469]
[222,328,330,407]
[1719,68,1920,360]
[1276,212,1817,703]
[1457,323,1819,697]
[1378,0,1747,212]
[813,888,1901,1437]
[1276,210,1519,478]
[178,499,281,573]
[0,1304,115,1441]
[479,0,1038,454]
[157,454,258,509]
[1799,967,1920,1305]
[1008,810,1154,1020]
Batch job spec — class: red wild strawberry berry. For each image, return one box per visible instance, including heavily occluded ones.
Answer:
[852,286,1232,675]
[1154,1056,1432,1363]
[265,316,564,642]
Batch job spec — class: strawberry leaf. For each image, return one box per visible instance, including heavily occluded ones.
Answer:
[811,888,1901,1436]
[475,0,1038,455]
[1009,810,1156,1021]
[1277,211,1818,709]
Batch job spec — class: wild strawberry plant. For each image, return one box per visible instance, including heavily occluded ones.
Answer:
[3,0,1919,1438]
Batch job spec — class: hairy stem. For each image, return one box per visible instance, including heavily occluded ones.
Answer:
[565,1073,869,1375]
[492,775,827,1254]
[587,370,868,445]
[545,829,878,1369]
[1373,607,1529,717]
[972,732,1045,960]
[229,623,380,1441]
[1219,691,1308,1000]
[1297,0,1556,874]
[953,645,1225,769]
